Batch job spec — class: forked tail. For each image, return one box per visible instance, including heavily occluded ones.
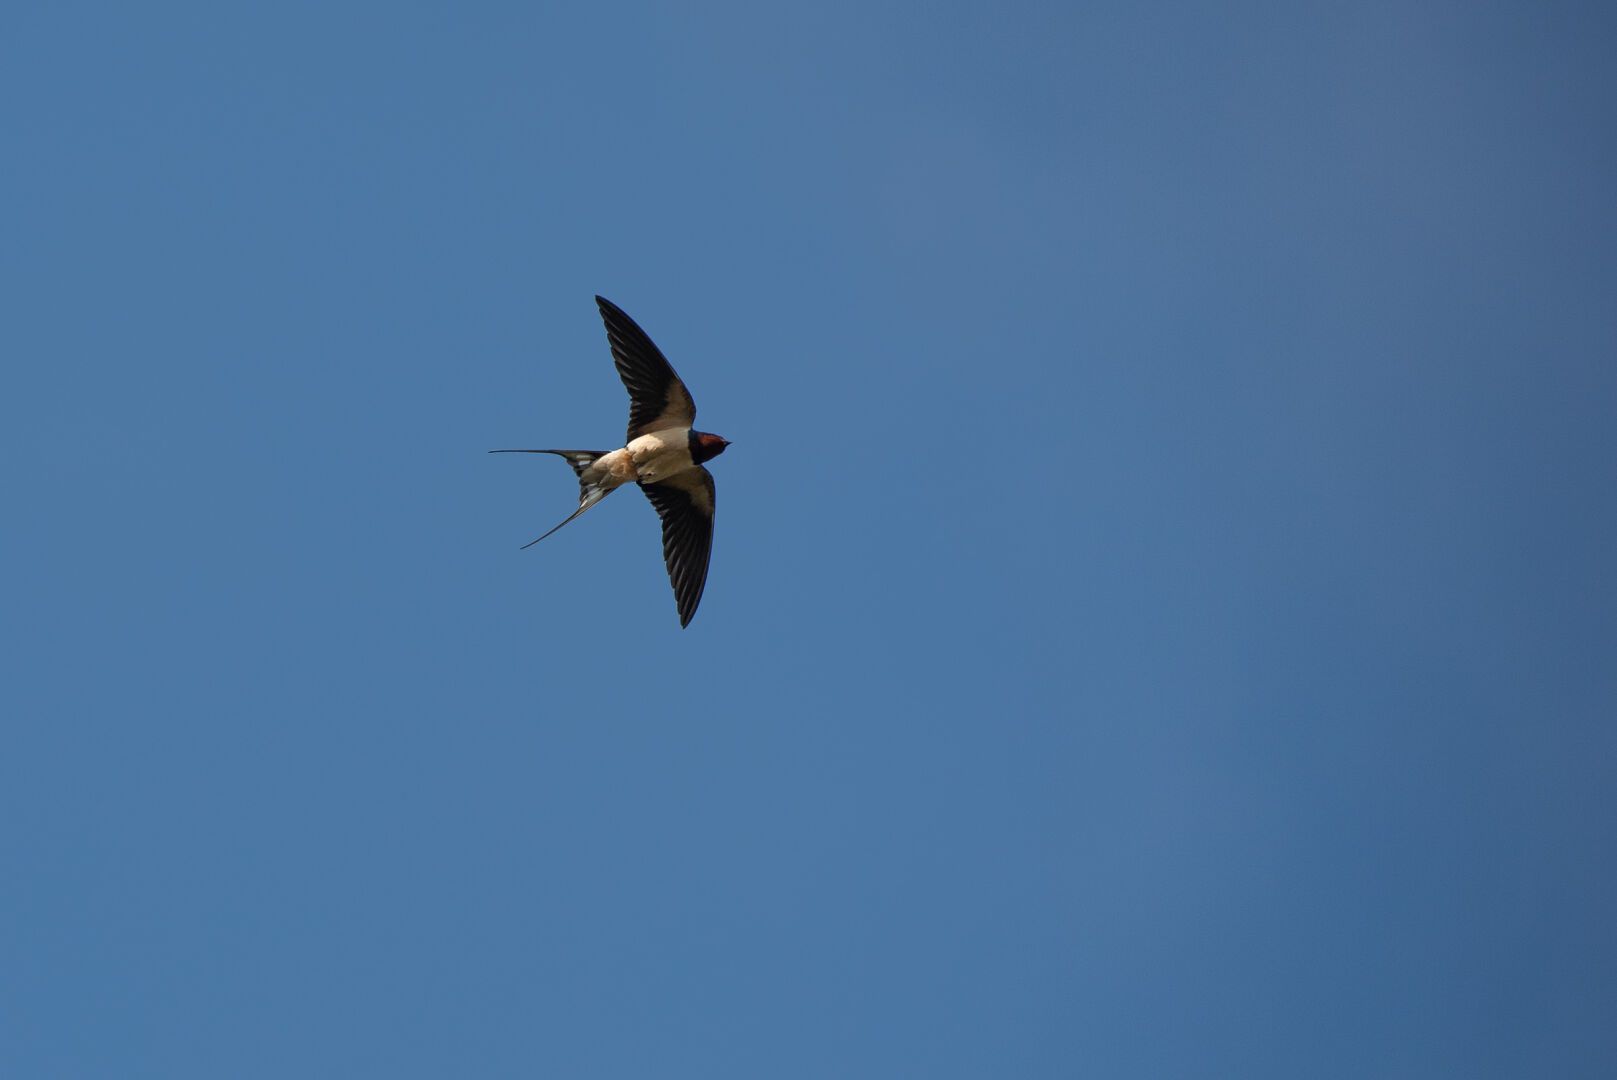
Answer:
[488,449,615,547]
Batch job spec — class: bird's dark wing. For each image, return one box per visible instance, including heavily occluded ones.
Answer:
[596,296,696,441]
[638,467,716,628]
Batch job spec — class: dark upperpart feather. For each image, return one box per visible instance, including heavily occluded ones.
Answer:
[639,468,716,628]
[596,296,697,441]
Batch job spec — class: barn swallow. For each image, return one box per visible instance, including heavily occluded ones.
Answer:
[491,296,729,627]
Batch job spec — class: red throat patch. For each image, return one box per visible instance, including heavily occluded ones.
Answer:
[692,431,729,464]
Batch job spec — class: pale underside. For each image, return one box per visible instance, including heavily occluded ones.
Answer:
[585,426,699,490]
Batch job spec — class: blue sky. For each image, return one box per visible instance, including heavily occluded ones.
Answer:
[3,1,1615,1076]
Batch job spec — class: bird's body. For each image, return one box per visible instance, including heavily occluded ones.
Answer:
[491,297,729,627]
[605,427,705,486]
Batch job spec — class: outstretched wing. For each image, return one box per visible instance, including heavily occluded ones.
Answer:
[638,467,716,628]
[596,296,696,441]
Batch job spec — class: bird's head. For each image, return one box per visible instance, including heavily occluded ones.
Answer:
[693,431,731,463]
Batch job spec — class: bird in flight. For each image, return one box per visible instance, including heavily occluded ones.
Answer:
[491,296,730,627]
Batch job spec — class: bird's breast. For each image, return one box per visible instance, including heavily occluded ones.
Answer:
[626,428,695,484]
